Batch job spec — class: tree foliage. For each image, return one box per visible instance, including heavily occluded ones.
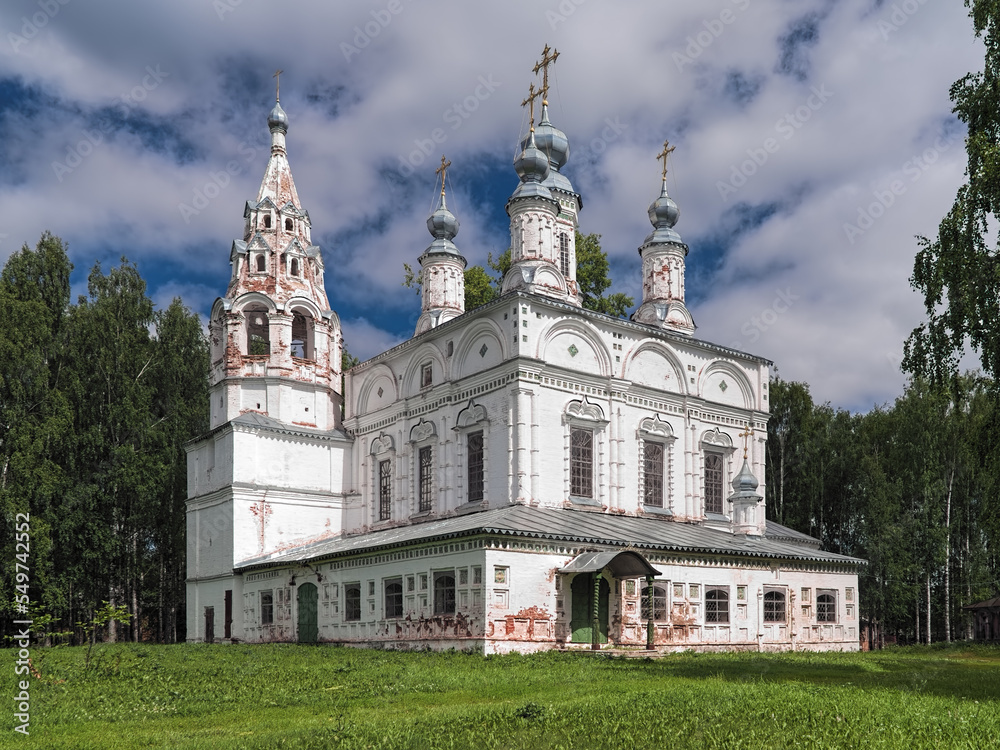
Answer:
[0,236,209,643]
[904,1,1000,387]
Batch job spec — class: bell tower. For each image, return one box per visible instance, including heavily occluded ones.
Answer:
[208,87,342,431]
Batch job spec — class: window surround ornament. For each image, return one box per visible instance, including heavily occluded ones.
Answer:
[370,433,395,524]
[637,415,677,515]
[701,427,735,519]
[563,398,608,505]
[409,419,438,517]
[453,400,489,509]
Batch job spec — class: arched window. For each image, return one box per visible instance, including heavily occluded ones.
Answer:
[290,258,299,277]
[817,591,837,623]
[384,579,403,618]
[263,214,272,229]
[255,254,266,273]
[290,311,312,359]
[705,588,730,623]
[641,583,668,621]
[763,590,786,623]
[433,572,455,615]
[245,306,270,356]
[285,218,293,231]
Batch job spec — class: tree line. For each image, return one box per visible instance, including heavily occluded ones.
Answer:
[767,375,1000,646]
[0,233,208,643]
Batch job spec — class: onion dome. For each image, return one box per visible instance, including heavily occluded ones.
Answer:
[643,178,683,246]
[510,130,554,201]
[731,459,760,496]
[268,101,289,134]
[422,191,461,257]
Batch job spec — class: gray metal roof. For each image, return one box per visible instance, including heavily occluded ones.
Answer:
[560,550,660,578]
[236,504,865,571]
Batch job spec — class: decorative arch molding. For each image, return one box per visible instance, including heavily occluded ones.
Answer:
[637,414,675,440]
[623,341,686,394]
[409,418,437,444]
[455,399,488,429]
[370,433,394,455]
[564,397,607,425]
[453,319,508,378]
[246,232,273,253]
[701,427,734,451]
[232,292,277,314]
[401,343,448,396]
[538,319,612,378]
[281,296,323,319]
[356,362,398,414]
[700,359,754,409]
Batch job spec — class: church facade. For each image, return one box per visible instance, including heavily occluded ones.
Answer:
[185,55,862,653]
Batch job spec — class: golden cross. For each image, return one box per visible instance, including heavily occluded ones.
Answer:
[657,140,676,181]
[273,69,283,101]
[532,44,560,105]
[521,83,542,131]
[435,155,451,197]
[738,424,755,460]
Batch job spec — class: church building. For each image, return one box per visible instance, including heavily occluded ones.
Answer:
[185,52,862,653]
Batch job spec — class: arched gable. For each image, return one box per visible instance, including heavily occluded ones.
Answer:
[402,343,449,396]
[699,360,754,409]
[357,363,398,414]
[623,341,686,394]
[539,320,611,378]
[281,295,323,319]
[232,292,277,314]
[453,319,508,379]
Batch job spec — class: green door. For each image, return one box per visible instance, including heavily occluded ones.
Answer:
[570,574,609,644]
[297,583,318,643]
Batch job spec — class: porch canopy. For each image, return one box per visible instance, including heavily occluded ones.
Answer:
[560,550,660,578]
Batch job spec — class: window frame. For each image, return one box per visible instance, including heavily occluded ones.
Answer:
[260,590,274,626]
[433,571,456,615]
[466,430,484,504]
[378,458,392,521]
[418,445,434,513]
[564,399,608,505]
[370,433,395,524]
[384,578,403,619]
[705,587,730,624]
[570,426,594,499]
[816,589,837,623]
[763,588,786,624]
[344,583,362,622]
[700,429,735,518]
[703,452,724,515]
[454,400,489,507]
[641,582,669,622]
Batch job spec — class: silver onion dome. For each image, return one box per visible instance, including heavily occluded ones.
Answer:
[268,101,289,134]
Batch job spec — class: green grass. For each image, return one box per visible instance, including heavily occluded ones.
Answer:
[3,643,999,748]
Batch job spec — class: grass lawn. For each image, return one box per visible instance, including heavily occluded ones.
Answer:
[2,643,999,748]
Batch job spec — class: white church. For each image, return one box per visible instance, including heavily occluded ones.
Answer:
[185,53,862,653]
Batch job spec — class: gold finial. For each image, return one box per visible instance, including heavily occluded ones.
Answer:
[273,69,283,101]
[435,155,451,197]
[657,139,676,181]
[738,424,755,460]
[532,44,560,105]
[521,83,542,132]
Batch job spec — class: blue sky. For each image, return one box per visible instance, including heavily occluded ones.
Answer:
[0,0,984,412]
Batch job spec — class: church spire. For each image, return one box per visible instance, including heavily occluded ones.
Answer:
[415,156,467,335]
[631,140,695,334]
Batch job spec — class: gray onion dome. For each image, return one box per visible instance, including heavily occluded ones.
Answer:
[268,101,289,134]
[514,130,551,184]
[731,459,760,495]
[523,103,569,171]
[643,179,683,245]
[426,193,459,241]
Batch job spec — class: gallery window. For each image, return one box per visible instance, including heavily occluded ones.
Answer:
[570,427,594,498]
[260,590,274,626]
[467,430,484,503]
[378,459,392,521]
[344,583,361,621]
[290,311,312,359]
[704,453,724,515]
[255,254,267,272]
[705,588,730,623]
[641,582,669,621]
[558,232,570,277]
[418,446,434,512]
[421,362,433,388]
[763,589,786,623]
[384,578,403,619]
[245,306,270,356]
[642,440,665,508]
[433,571,456,615]
[817,590,837,623]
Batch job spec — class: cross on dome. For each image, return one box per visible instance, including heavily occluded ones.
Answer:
[521,83,542,131]
[738,424,755,459]
[435,155,451,197]
[657,140,676,181]
[273,69,283,101]
[533,44,560,105]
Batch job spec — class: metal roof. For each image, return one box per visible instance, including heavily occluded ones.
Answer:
[560,550,660,578]
[236,504,865,572]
